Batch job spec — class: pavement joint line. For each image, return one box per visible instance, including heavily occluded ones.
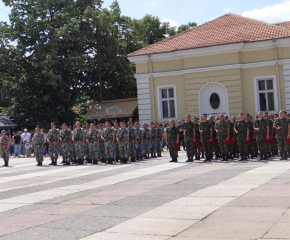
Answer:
[0,164,134,193]
[0,162,185,213]
[82,161,290,239]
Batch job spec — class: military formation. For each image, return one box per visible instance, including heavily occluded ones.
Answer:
[166,110,290,163]
[1,110,290,167]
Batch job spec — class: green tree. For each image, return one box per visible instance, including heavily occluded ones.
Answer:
[0,0,136,128]
[177,22,197,33]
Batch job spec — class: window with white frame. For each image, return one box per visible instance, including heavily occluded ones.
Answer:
[254,76,278,113]
[157,85,177,120]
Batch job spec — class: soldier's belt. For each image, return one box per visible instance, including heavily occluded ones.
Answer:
[62,141,69,142]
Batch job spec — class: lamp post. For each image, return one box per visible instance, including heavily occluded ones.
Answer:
[82,18,103,102]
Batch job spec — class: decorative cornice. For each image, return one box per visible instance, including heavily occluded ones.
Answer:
[134,59,290,79]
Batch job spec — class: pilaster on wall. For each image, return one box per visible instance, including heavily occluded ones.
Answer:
[137,77,152,125]
[284,64,290,111]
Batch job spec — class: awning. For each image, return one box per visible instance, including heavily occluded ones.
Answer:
[84,98,138,120]
[0,115,17,129]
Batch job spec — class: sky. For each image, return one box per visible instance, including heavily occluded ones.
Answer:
[1,0,290,27]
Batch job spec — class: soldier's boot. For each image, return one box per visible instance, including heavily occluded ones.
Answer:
[267,153,271,158]
[203,155,208,163]
[264,153,268,160]
[201,152,204,159]
[221,155,226,161]
[258,154,264,161]
[153,153,156,158]
[288,152,290,158]
[61,159,65,164]
[226,155,230,161]
[131,157,136,162]
[280,154,284,160]
[271,152,275,157]
[284,153,288,160]
[150,153,153,158]
[175,157,178,162]
[140,155,143,161]
[238,155,244,161]
[4,160,8,167]
[124,158,128,164]
[66,160,70,165]
[53,159,57,166]
[78,159,83,165]
[49,160,54,165]
[169,158,175,162]
[145,154,149,159]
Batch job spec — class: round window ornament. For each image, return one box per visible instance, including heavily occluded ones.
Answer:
[210,93,220,109]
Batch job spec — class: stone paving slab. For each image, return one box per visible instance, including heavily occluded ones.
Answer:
[81,232,170,240]
[1,154,290,239]
[106,217,199,236]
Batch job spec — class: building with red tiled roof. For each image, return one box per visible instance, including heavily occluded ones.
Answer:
[127,14,290,124]
[274,21,290,30]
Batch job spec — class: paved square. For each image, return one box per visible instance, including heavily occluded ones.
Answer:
[0,150,290,240]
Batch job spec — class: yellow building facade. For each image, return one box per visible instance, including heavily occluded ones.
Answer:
[127,14,290,124]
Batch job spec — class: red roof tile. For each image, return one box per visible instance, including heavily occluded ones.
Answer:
[274,21,290,30]
[128,14,290,57]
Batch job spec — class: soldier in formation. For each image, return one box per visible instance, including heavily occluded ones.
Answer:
[9,111,290,168]
[32,127,45,166]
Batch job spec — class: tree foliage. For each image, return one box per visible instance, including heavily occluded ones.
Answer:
[0,0,196,128]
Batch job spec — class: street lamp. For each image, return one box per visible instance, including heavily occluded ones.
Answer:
[82,18,103,102]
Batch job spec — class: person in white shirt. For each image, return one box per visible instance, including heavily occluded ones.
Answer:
[21,129,32,157]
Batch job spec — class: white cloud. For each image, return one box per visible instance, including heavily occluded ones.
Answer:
[144,1,160,7]
[223,7,232,13]
[242,0,290,23]
[210,17,215,21]
[162,18,179,27]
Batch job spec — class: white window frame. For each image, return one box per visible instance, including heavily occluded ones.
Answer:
[157,84,178,122]
[253,75,278,114]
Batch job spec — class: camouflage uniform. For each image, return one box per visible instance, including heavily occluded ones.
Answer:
[117,127,129,163]
[194,123,200,160]
[1,135,9,166]
[127,127,137,161]
[102,128,115,164]
[199,120,212,161]
[182,121,195,161]
[114,128,120,161]
[136,127,143,160]
[254,118,269,159]
[215,120,230,159]
[47,129,60,165]
[228,120,234,158]
[60,129,71,164]
[150,127,157,157]
[142,127,151,159]
[235,120,249,159]
[167,126,179,162]
[99,129,105,162]
[210,121,217,159]
[71,129,76,163]
[87,129,99,164]
[72,128,85,164]
[274,117,290,159]
[247,120,255,158]
[266,118,273,157]
[32,132,44,164]
[156,128,163,156]
[83,128,90,159]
